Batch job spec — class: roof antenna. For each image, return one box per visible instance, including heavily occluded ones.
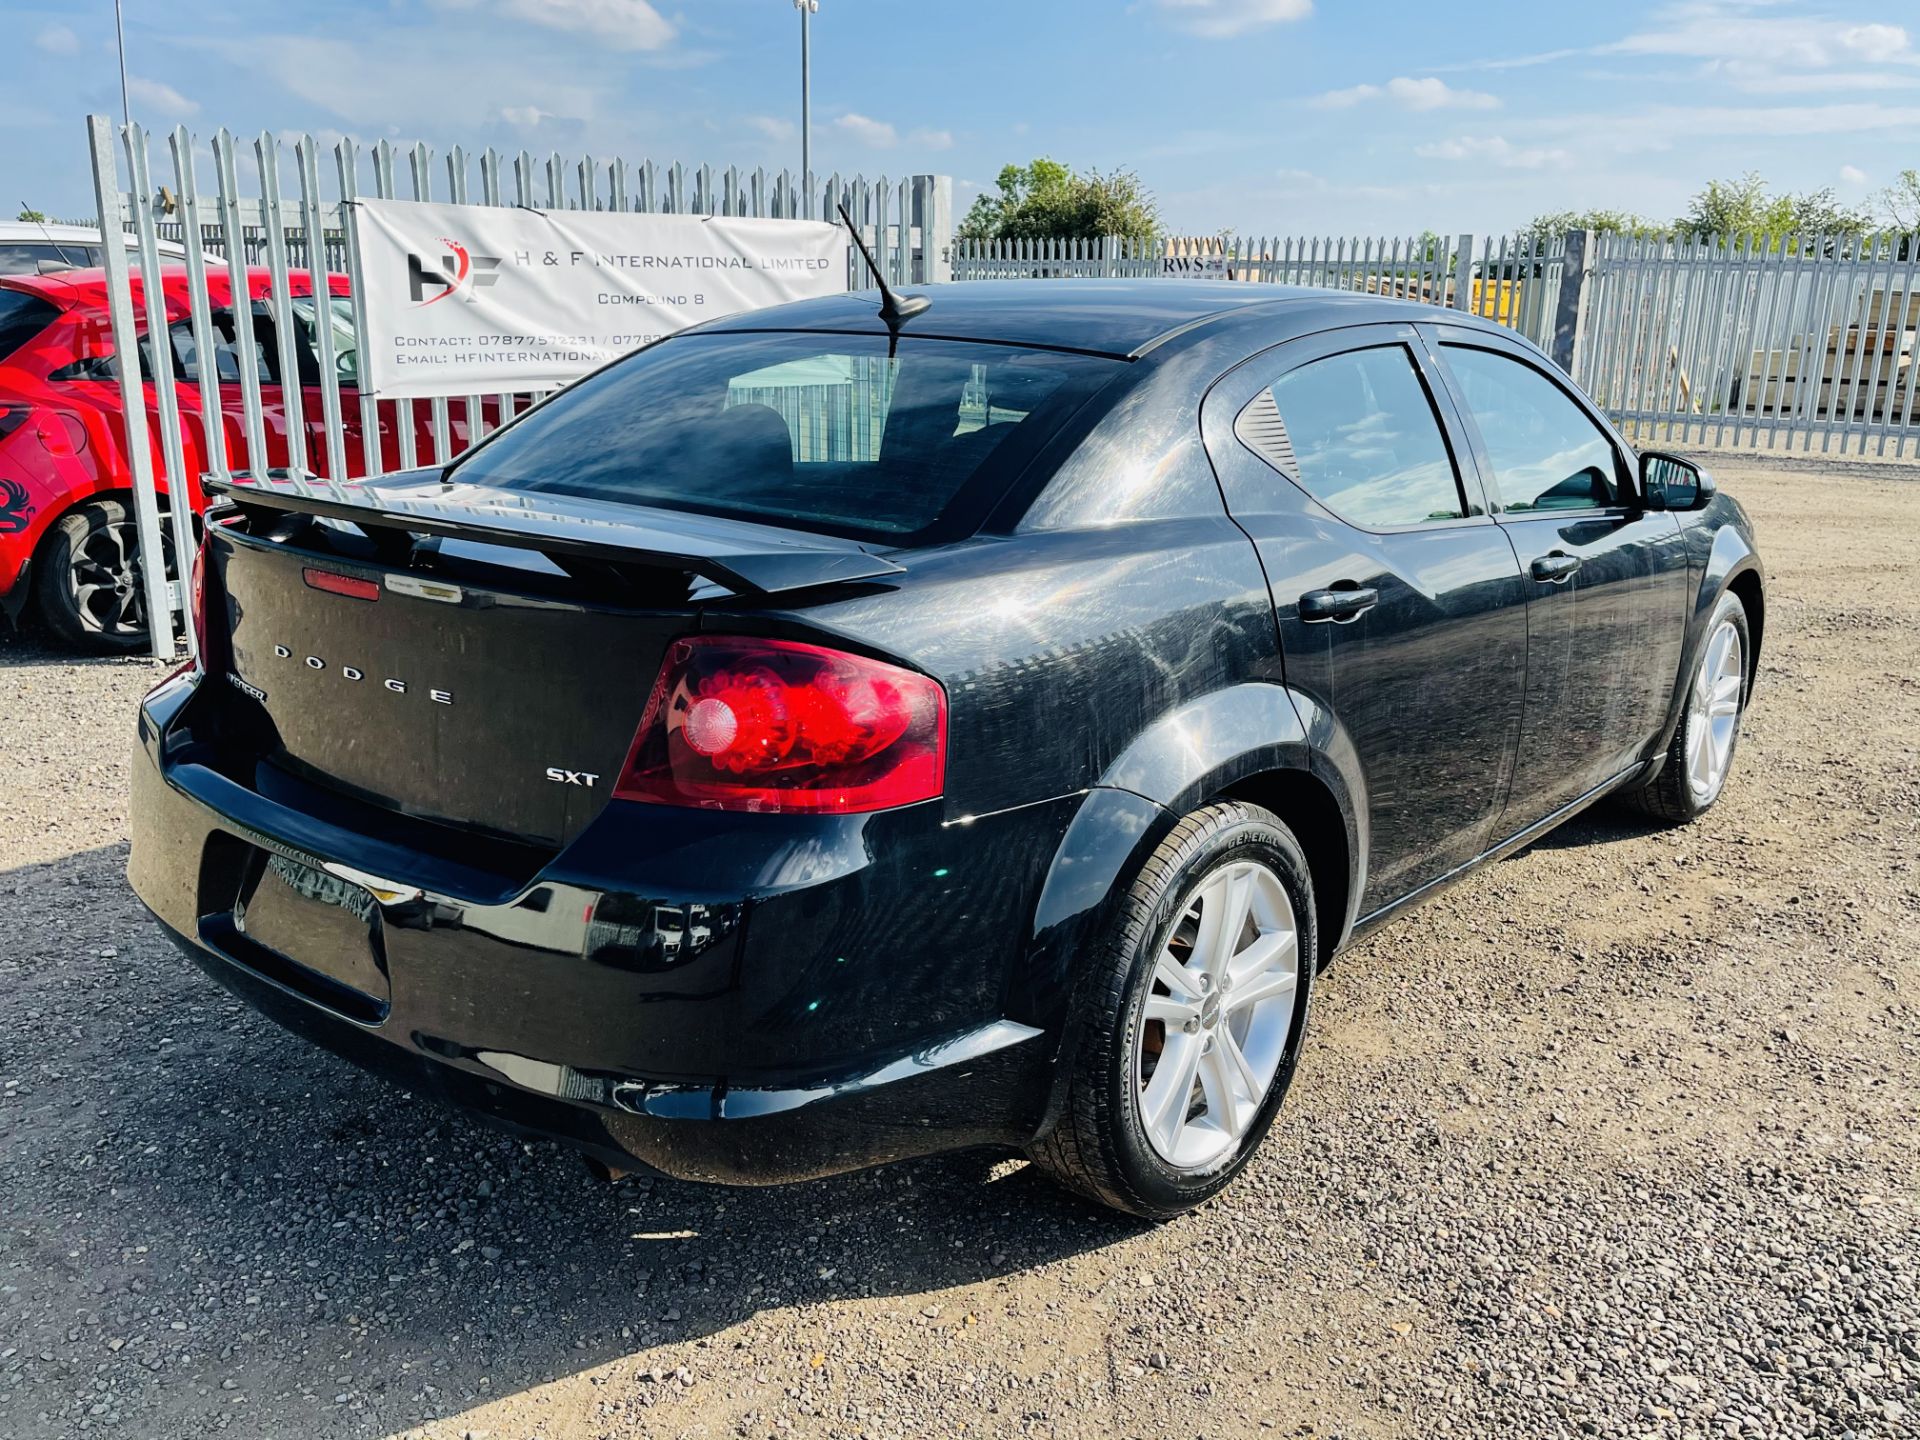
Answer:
[836,202,928,347]
[21,201,80,272]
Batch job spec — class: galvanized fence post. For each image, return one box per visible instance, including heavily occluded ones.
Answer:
[1550,228,1589,376]
[86,116,175,660]
[1450,233,1475,311]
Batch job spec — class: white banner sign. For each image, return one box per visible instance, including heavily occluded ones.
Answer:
[1162,251,1230,279]
[351,200,852,397]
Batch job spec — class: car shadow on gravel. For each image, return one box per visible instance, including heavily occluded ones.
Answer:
[1507,804,1673,854]
[0,623,166,671]
[4,840,1141,1436]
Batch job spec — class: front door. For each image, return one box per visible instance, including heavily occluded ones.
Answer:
[1203,325,1530,915]
[1427,329,1690,833]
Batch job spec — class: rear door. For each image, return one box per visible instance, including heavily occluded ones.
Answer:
[1425,326,1689,834]
[1203,324,1530,915]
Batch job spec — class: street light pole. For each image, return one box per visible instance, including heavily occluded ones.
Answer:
[795,0,818,218]
[114,0,132,128]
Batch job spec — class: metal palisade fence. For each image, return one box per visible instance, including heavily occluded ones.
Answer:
[85,114,954,657]
[954,232,1570,353]
[957,228,1920,460]
[1575,229,1920,458]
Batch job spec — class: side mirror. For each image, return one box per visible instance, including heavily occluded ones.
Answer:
[1641,451,1716,511]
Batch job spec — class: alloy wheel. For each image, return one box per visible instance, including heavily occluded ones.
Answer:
[1685,618,1743,802]
[66,519,168,639]
[1134,859,1300,1170]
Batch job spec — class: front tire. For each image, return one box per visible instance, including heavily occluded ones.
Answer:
[1626,590,1750,824]
[1028,801,1316,1219]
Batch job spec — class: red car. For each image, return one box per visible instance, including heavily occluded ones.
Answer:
[0,265,501,650]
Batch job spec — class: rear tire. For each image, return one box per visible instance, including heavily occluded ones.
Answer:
[1028,801,1316,1219]
[1624,590,1749,825]
[33,498,174,653]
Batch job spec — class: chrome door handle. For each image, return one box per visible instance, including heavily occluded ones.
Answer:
[1531,553,1581,583]
[1299,586,1379,623]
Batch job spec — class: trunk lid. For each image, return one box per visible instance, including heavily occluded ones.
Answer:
[206,472,903,848]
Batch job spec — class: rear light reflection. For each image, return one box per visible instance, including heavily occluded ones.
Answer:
[614,636,947,814]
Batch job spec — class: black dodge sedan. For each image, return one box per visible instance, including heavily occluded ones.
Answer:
[129,280,1763,1218]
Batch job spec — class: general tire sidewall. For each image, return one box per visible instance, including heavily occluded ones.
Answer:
[1684,591,1751,813]
[1104,819,1316,1212]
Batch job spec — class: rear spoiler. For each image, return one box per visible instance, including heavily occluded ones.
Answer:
[206,472,907,597]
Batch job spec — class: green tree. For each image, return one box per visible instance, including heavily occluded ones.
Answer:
[958,158,1159,244]
[16,207,47,223]
[1675,172,1871,239]
[1878,169,1920,231]
[1520,208,1660,244]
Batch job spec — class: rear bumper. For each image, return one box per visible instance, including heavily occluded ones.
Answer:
[129,672,1071,1184]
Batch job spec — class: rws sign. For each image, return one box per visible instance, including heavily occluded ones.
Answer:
[351,200,852,397]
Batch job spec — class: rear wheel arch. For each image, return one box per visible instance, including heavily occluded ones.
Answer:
[1219,766,1352,969]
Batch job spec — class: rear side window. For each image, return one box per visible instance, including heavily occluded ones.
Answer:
[1237,345,1464,529]
[1441,345,1621,512]
[0,289,59,361]
[449,332,1121,544]
[0,242,103,275]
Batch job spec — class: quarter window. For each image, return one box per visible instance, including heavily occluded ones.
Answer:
[1238,345,1464,528]
[1442,346,1621,512]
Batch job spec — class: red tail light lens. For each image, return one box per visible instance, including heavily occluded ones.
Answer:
[614,636,947,814]
[188,540,212,672]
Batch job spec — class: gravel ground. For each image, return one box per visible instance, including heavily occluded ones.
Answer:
[1,458,1915,1440]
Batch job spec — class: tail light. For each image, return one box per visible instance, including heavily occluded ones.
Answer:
[187,523,236,678]
[188,538,213,672]
[613,636,946,814]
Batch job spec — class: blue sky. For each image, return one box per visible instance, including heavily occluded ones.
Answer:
[7,0,1918,235]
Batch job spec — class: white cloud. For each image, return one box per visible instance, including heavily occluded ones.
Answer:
[910,128,955,151]
[35,24,80,56]
[1153,0,1313,38]
[1386,76,1500,110]
[1415,135,1571,169]
[1610,13,1911,68]
[427,0,676,52]
[833,113,898,147]
[746,114,795,142]
[1535,99,1920,143]
[198,34,610,133]
[127,77,199,118]
[1312,83,1380,108]
[500,105,552,128]
[1312,76,1499,110]
[1839,164,1869,184]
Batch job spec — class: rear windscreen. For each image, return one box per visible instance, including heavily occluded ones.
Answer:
[448,331,1122,544]
[0,289,58,360]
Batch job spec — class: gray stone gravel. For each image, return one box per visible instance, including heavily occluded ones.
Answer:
[0,459,1914,1439]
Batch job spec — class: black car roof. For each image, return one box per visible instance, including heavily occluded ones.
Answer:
[695,279,1468,359]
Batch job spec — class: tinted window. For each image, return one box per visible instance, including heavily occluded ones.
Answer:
[1443,346,1620,512]
[0,242,103,275]
[0,289,59,360]
[51,307,276,385]
[1240,345,1463,528]
[452,333,1120,542]
[160,312,274,385]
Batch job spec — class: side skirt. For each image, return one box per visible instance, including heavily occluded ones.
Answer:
[1343,762,1649,945]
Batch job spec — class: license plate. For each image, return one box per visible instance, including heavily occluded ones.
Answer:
[262,854,378,924]
[235,851,389,1001]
